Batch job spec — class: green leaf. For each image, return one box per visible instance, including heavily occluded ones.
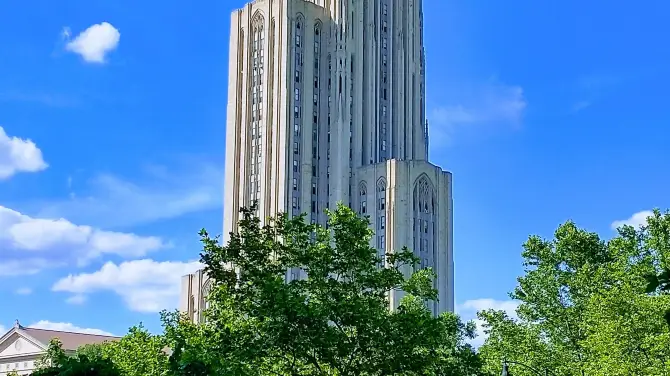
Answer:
[163,203,483,375]
[644,273,660,293]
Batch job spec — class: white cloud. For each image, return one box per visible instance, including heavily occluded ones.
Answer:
[0,126,48,180]
[429,81,526,145]
[0,205,167,275]
[15,288,32,295]
[0,258,60,277]
[53,259,203,313]
[0,325,5,335]
[611,210,654,230]
[64,22,120,63]
[29,321,114,336]
[66,294,87,305]
[35,161,223,229]
[456,298,519,348]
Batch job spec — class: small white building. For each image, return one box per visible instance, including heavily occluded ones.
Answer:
[0,321,119,375]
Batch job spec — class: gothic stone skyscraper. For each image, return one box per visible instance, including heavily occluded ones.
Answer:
[180,0,454,322]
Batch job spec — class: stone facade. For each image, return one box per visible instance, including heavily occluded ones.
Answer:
[181,0,453,319]
[179,269,212,324]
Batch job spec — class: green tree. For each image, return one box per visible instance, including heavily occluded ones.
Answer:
[477,310,559,376]
[76,343,106,362]
[161,314,218,376]
[478,220,623,375]
[32,338,119,376]
[578,210,670,375]
[99,324,169,376]
[477,220,621,375]
[36,338,69,370]
[512,222,612,375]
[478,209,670,376]
[163,204,482,375]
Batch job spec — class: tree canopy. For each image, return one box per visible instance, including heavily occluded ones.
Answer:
[478,209,670,376]
[32,338,119,376]
[29,207,670,375]
[31,204,479,376]
[161,204,481,375]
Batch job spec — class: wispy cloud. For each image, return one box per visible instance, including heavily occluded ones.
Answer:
[34,160,223,229]
[571,74,620,113]
[15,288,32,295]
[63,22,120,64]
[571,100,592,113]
[428,80,527,145]
[456,298,520,348]
[29,321,115,336]
[0,259,56,277]
[611,210,653,230]
[578,74,620,91]
[0,91,80,108]
[66,295,87,305]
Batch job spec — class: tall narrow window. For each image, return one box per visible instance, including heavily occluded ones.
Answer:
[248,15,265,208]
[312,21,322,225]
[291,17,305,218]
[376,178,387,267]
[359,184,367,214]
[413,175,436,274]
[378,0,390,163]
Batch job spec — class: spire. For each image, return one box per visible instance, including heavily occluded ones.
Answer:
[14,319,20,329]
[425,119,430,160]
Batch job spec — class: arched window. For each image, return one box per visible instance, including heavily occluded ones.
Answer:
[202,279,213,310]
[377,178,386,192]
[413,175,436,272]
[416,176,433,214]
[377,178,386,211]
[359,182,367,214]
[248,13,265,208]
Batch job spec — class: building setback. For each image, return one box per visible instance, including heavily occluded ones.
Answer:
[181,0,454,321]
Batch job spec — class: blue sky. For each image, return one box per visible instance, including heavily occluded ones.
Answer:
[1,0,668,344]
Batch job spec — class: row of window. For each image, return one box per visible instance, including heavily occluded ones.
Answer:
[379,0,390,161]
[415,177,436,271]
[311,24,322,224]
[358,177,438,269]
[376,181,386,255]
[326,54,332,197]
[248,23,265,205]
[2,360,33,371]
[291,20,305,216]
[358,180,388,260]
[413,218,432,234]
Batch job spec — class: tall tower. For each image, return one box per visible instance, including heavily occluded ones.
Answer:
[180,0,454,322]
